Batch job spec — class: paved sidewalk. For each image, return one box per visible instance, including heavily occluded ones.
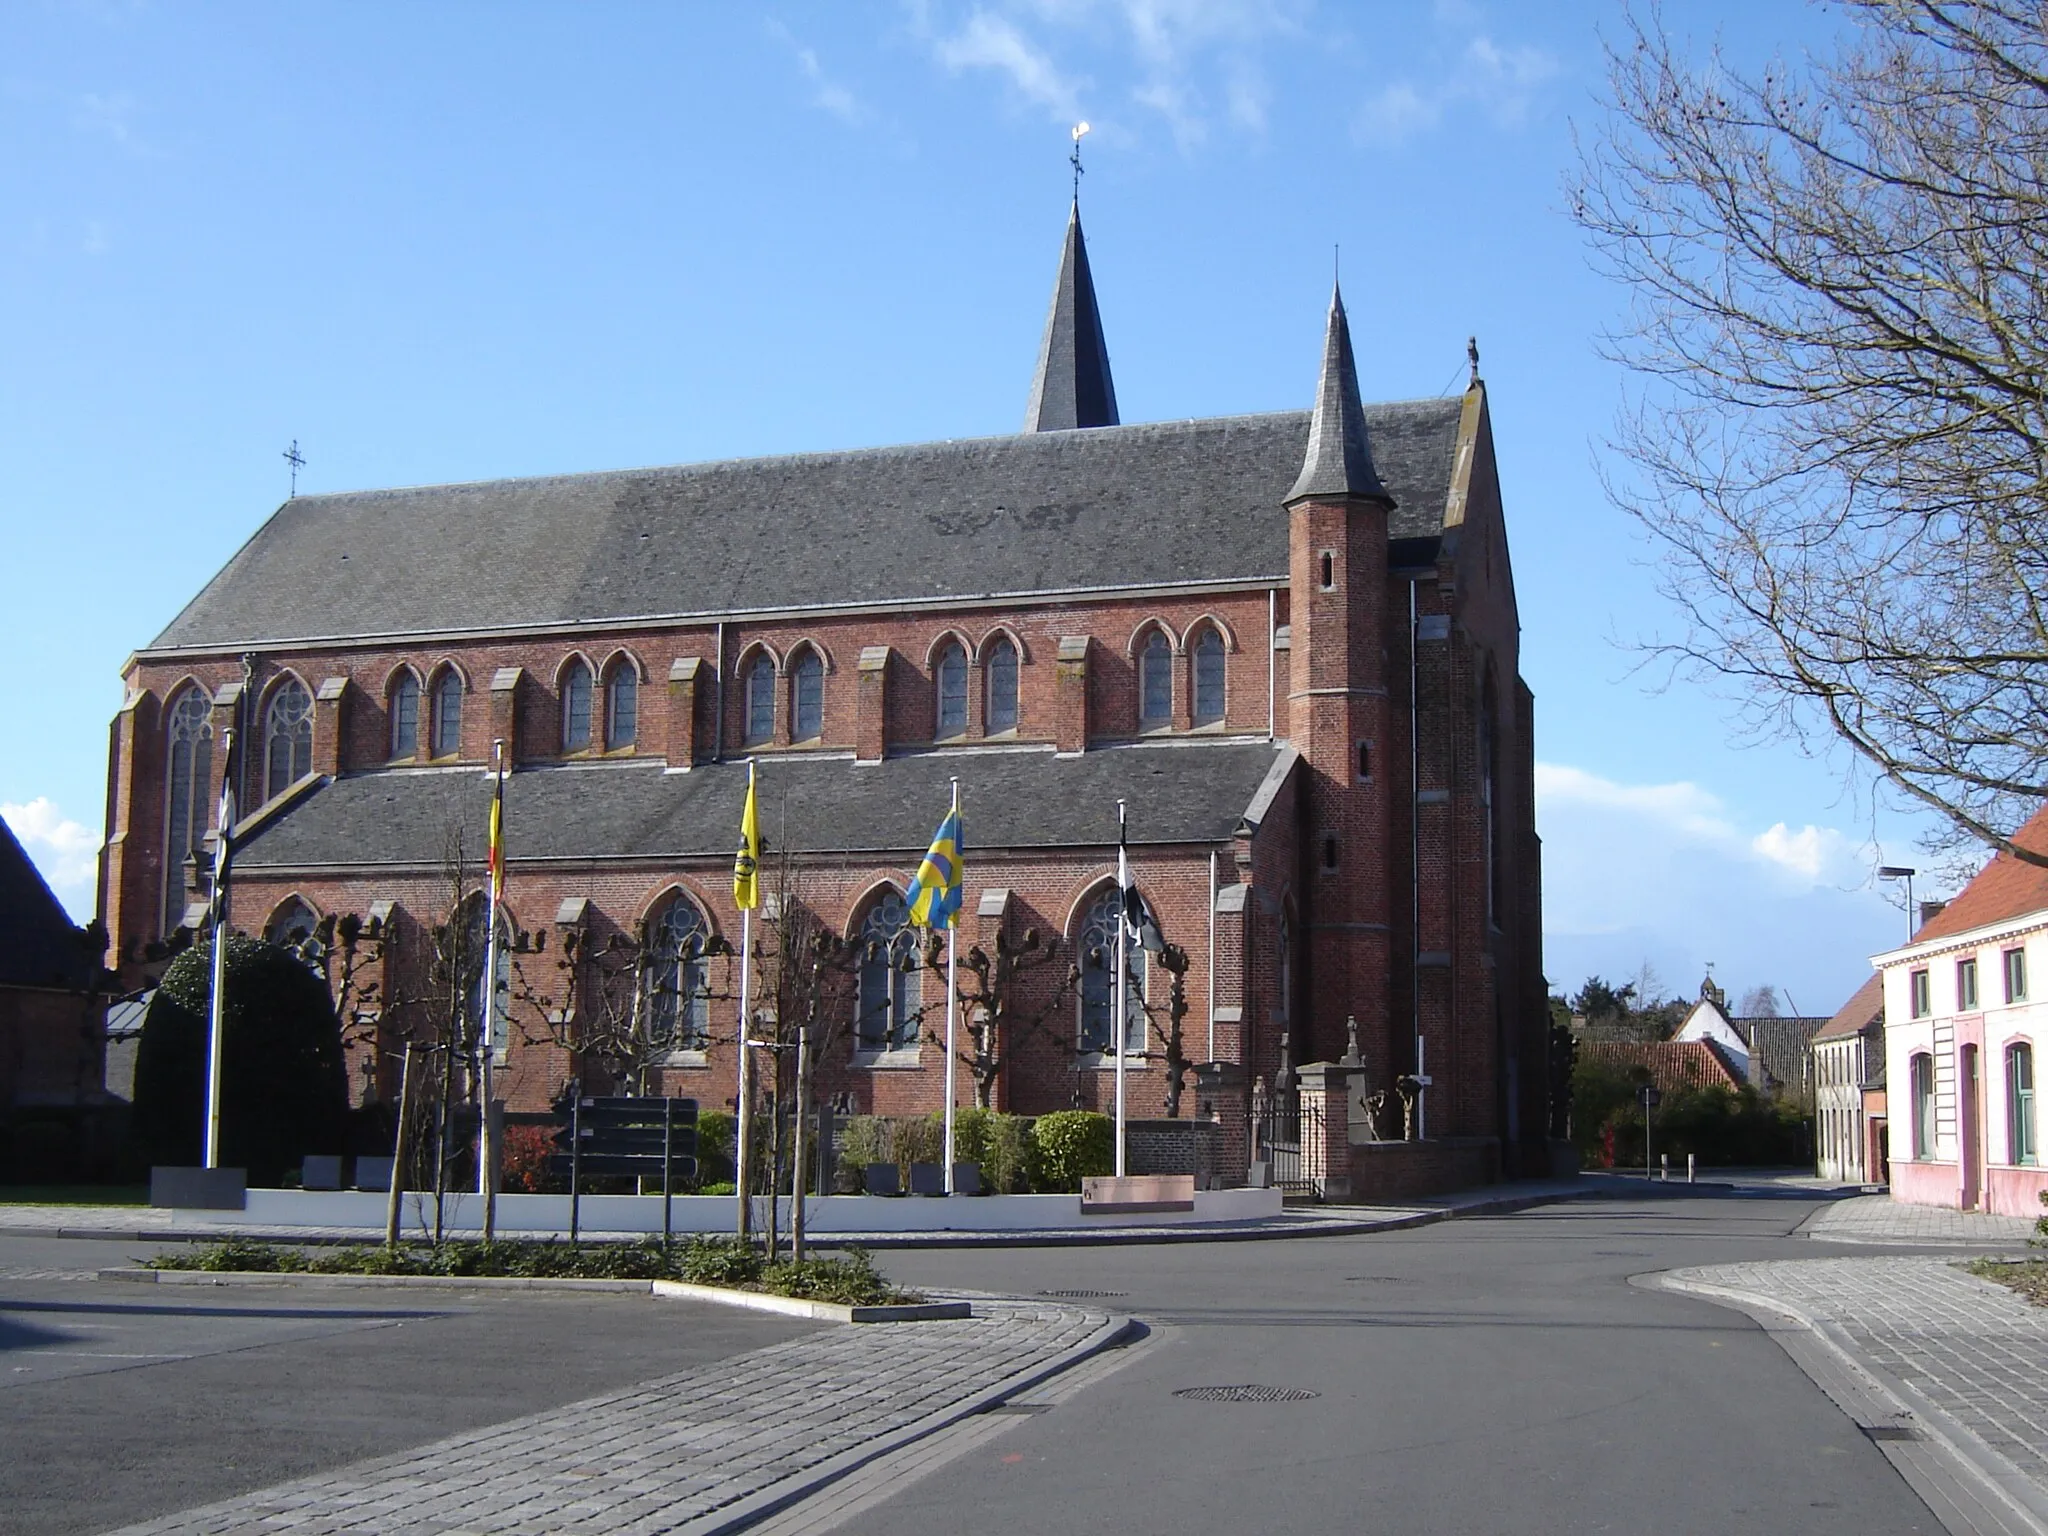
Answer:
[107,1294,1120,1536]
[1666,1256,2048,1530]
[1806,1195,2036,1247]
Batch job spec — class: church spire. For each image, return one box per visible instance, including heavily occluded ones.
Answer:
[1024,202,1119,432]
[1286,283,1393,506]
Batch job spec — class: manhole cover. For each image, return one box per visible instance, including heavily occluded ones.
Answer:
[1345,1275,1420,1285]
[1594,1250,1651,1258]
[1040,1289,1129,1299]
[1173,1384,1321,1403]
[1863,1424,1923,1442]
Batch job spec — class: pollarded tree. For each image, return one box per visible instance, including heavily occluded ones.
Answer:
[1572,1,2048,868]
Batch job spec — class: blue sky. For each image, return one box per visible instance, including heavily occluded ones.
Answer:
[0,0,1937,1014]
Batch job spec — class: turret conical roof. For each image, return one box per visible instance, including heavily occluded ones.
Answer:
[1286,284,1393,506]
[1024,203,1119,432]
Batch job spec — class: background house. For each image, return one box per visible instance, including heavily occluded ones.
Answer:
[1813,973,1884,1185]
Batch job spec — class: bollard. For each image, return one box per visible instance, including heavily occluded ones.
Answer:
[1660,1153,1669,1182]
[1687,1153,1695,1184]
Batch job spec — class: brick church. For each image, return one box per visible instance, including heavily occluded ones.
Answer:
[97,201,1548,1194]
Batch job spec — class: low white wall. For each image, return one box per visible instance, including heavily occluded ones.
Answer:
[183,1184,1284,1236]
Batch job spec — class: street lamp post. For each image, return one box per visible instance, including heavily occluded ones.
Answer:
[1878,865,1918,944]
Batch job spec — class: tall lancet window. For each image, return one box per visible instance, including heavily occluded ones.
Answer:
[562,660,594,752]
[1192,628,1225,724]
[790,651,823,741]
[432,671,464,758]
[985,638,1019,733]
[1139,630,1172,725]
[164,687,214,929]
[606,662,638,750]
[264,681,313,800]
[389,672,420,759]
[1077,885,1146,1055]
[935,644,967,738]
[745,655,775,745]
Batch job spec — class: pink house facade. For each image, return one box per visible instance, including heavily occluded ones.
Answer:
[1878,811,2048,1218]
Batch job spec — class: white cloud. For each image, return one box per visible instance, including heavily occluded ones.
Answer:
[3,797,100,921]
[767,21,867,124]
[1534,761,1894,1010]
[1355,28,1559,145]
[933,11,1086,123]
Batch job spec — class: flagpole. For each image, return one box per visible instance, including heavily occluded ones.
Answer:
[1114,798,1128,1179]
[734,759,758,1243]
[203,728,236,1171]
[478,741,504,1238]
[943,779,960,1195]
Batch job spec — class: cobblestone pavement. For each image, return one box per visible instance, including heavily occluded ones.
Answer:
[106,1296,1115,1536]
[1668,1256,2048,1499]
[1806,1195,2036,1247]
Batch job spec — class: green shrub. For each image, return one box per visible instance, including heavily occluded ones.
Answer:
[836,1115,891,1189]
[939,1108,1031,1192]
[131,935,349,1185]
[1030,1110,1113,1191]
[758,1247,903,1306]
[680,1234,763,1287]
[149,1237,309,1273]
[893,1116,944,1174]
[694,1110,735,1187]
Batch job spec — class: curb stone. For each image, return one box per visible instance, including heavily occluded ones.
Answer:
[98,1267,972,1323]
[1644,1270,2048,1535]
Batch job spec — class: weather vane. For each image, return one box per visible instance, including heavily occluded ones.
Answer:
[283,439,306,499]
[1071,120,1090,201]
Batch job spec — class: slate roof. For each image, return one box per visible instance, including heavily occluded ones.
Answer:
[1288,287,1393,506]
[1730,1015,1826,1096]
[1906,804,2048,946]
[147,401,1467,653]
[1024,204,1119,432]
[233,741,1295,872]
[0,818,96,992]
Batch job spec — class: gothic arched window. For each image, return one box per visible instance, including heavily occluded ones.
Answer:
[985,638,1019,733]
[935,643,968,738]
[1192,628,1225,724]
[264,680,313,800]
[648,898,710,1051]
[1139,630,1172,725]
[606,661,638,750]
[265,895,320,947]
[163,687,214,928]
[857,890,920,1050]
[562,659,594,752]
[745,655,775,745]
[790,650,824,741]
[431,670,464,758]
[1077,885,1145,1055]
[389,672,420,759]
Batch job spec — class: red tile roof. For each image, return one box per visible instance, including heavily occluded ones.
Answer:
[1815,972,1884,1042]
[1576,1039,1745,1093]
[1913,804,2048,945]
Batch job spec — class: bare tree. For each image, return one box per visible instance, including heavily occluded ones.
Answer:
[1737,984,1782,1019]
[946,926,1080,1109]
[539,914,735,1097]
[1571,1,2048,867]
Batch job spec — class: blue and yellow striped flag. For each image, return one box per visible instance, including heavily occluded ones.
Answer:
[904,794,964,929]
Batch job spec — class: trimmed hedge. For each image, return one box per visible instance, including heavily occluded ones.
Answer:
[131,935,348,1185]
[1029,1110,1114,1191]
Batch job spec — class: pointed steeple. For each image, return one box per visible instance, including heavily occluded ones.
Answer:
[1286,284,1393,506]
[1024,202,1119,432]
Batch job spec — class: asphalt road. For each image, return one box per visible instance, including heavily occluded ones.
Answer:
[0,1233,817,1536]
[801,1193,1948,1536]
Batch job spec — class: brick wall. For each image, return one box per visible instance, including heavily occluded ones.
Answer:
[1125,1117,1222,1184]
[1348,1135,1498,1201]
